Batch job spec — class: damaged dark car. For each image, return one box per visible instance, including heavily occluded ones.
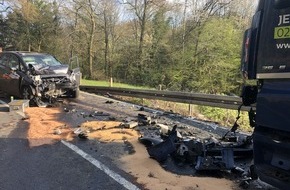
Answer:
[0,51,81,106]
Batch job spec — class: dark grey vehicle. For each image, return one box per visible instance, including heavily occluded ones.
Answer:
[0,51,81,106]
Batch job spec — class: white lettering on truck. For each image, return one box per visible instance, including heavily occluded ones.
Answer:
[278,14,290,26]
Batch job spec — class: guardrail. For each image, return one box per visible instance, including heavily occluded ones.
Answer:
[80,86,254,111]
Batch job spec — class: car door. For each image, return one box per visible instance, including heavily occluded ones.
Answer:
[0,53,22,97]
[0,54,13,94]
[6,54,22,97]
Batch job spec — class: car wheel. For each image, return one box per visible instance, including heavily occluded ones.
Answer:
[70,88,80,98]
[33,97,48,107]
[21,86,33,100]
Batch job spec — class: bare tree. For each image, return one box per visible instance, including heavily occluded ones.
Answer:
[0,0,12,13]
[121,0,167,70]
[12,0,39,51]
[227,0,257,28]
[123,0,152,57]
[99,0,119,78]
[69,0,100,78]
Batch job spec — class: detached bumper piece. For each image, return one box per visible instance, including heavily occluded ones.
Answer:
[147,125,178,162]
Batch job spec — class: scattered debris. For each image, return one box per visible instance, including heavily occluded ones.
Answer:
[109,116,116,121]
[236,164,260,189]
[138,113,151,125]
[24,102,259,189]
[148,172,156,178]
[138,137,163,147]
[89,111,110,117]
[122,121,139,129]
[123,117,132,123]
[53,128,62,135]
[21,116,29,120]
[25,107,75,147]
[147,125,179,162]
[239,178,251,189]
[78,132,88,139]
[157,124,170,135]
[78,121,138,142]
[74,128,82,134]
[105,100,114,104]
[80,112,86,118]
[139,121,253,176]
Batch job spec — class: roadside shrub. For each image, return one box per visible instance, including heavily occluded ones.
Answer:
[198,106,253,132]
[91,70,106,81]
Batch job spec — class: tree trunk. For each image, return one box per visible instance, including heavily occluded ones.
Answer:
[88,0,96,78]
[138,0,148,62]
[104,11,109,78]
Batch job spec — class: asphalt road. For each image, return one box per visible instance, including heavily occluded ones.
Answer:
[0,93,278,190]
[0,99,141,190]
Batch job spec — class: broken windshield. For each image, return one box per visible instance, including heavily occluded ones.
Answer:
[22,54,62,67]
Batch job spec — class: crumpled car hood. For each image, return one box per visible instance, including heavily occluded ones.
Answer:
[33,64,69,75]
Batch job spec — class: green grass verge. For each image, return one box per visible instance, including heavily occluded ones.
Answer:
[80,79,151,89]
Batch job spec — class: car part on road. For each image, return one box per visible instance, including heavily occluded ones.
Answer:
[138,137,163,147]
[78,132,88,139]
[147,125,179,162]
[138,113,151,125]
[89,111,110,117]
[122,121,139,129]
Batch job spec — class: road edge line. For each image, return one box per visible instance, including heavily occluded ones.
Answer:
[61,140,140,190]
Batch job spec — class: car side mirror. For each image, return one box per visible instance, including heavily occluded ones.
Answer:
[28,64,36,75]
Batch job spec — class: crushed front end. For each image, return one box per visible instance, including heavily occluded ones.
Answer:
[32,71,80,101]
[22,54,81,106]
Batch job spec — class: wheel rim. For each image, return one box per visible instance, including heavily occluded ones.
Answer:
[22,86,31,99]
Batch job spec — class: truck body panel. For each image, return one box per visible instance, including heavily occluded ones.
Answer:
[242,0,290,189]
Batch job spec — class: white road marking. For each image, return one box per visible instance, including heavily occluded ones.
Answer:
[61,140,140,190]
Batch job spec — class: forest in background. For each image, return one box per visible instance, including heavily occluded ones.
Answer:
[0,0,257,95]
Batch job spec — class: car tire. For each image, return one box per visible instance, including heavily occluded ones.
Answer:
[21,85,33,100]
[33,97,48,107]
[70,87,80,98]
